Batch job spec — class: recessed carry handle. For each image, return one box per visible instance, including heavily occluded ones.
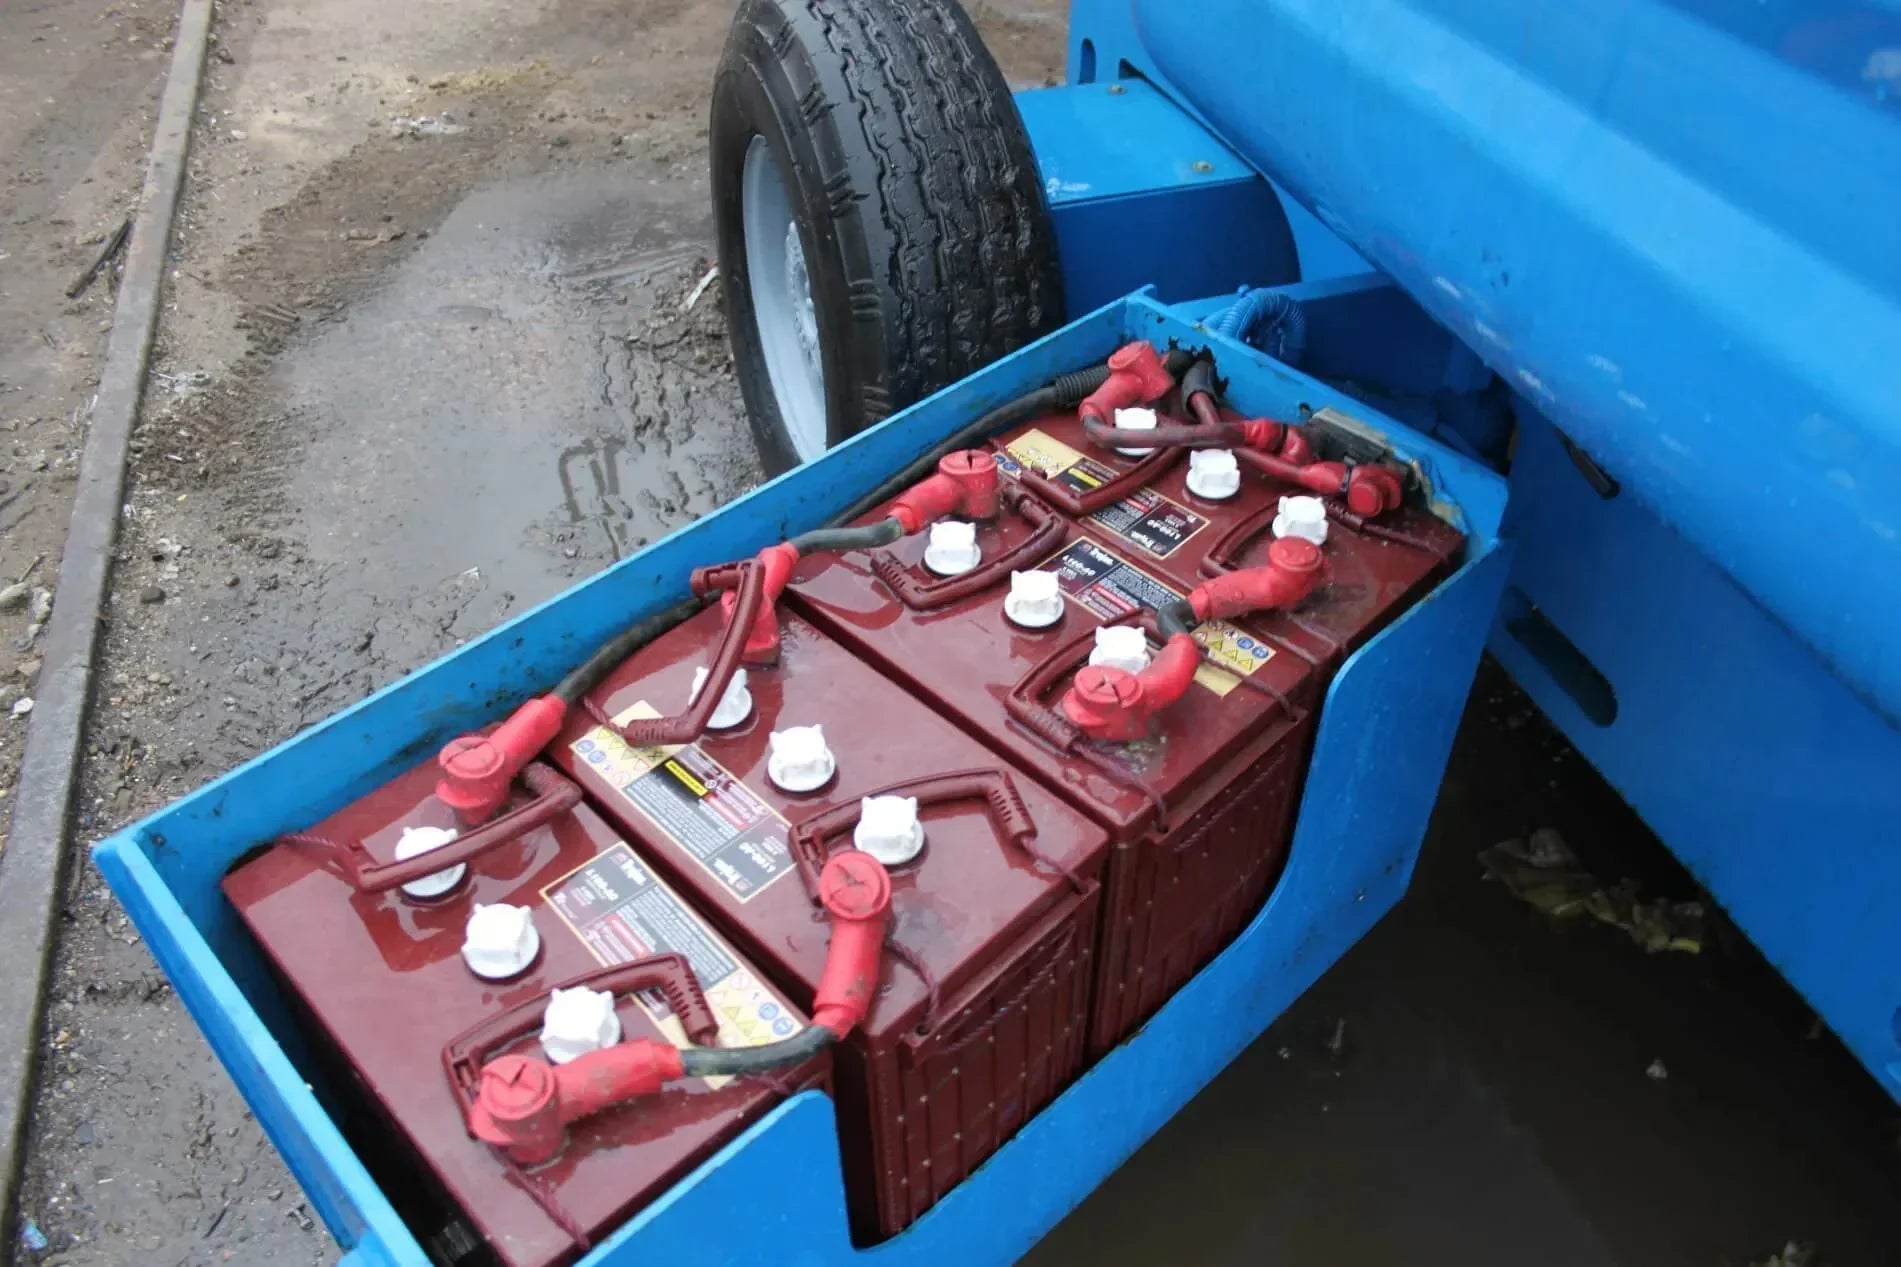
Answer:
[288,763,581,893]
[440,952,719,1110]
[868,485,1067,611]
[787,768,1083,895]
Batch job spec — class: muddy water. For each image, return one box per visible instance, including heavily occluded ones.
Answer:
[1028,667,1901,1266]
[283,166,757,620]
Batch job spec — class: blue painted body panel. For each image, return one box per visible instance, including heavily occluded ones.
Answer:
[1076,0,1901,728]
[96,294,1506,1263]
[1492,416,1901,1098]
[1019,82,1299,312]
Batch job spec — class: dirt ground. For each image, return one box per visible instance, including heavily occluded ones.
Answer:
[6,0,1900,1265]
[4,0,1064,1263]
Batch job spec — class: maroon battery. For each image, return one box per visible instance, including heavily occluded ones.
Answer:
[990,403,1466,684]
[546,606,1110,1242]
[785,406,1463,1055]
[784,481,1313,1055]
[223,760,821,1267]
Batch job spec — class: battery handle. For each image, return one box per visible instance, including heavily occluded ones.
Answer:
[1006,440,1182,518]
[787,768,1084,896]
[293,762,583,893]
[868,485,1067,612]
[440,951,719,1108]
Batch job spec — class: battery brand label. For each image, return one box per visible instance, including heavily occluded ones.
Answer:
[570,703,794,904]
[1039,539,1273,694]
[1086,487,1206,559]
[1000,428,1085,479]
[542,841,802,1083]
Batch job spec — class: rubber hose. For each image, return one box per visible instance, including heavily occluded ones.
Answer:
[1158,598,1197,642]
[789,517,904,555]
[1212,289,1307,366]
[678,1024,835,1078]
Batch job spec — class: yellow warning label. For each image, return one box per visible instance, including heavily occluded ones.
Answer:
[663,757,707,798]
[1194,619,1277,680]
[568,701,796,904]
[1004,427,1087,478]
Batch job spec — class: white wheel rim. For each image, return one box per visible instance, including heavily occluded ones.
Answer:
[742,136,827,462]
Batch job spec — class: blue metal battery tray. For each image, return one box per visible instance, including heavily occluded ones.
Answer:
[94,292,1507,1265]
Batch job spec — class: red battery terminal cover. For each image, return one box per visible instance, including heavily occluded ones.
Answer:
[463,854,888,1166]
[885,449,1000,533]
[435,696,570,824]
[1238,449,1406,519]
[1060,537,1327,741]
[704,541,799,665]
[1077,341,1174,425]
[809,849,894,1036]
[468,1042,689,1167]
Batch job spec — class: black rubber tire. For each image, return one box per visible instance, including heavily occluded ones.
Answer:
[711,0,1065,476]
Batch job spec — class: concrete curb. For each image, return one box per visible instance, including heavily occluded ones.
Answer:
[0,0,214,1233]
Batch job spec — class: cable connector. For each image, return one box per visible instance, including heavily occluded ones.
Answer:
[1078,342,1173,426]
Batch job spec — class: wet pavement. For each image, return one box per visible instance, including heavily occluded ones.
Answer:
[284,167,754,609]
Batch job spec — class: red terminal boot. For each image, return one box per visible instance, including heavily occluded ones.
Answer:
[888,450,1000,533]
[1061,538,1328,742]
[717,541,800,665]
[1060,636,1202,742]
[1078,342,1173,425]
[436,695,569,824]
[1191,537,1326,622]
[467,1039,688,1166]
[809,850,894,1036]
[1238,451,1405,519]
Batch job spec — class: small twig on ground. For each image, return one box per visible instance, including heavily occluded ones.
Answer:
[66,215,133,298]
[682,264,719,312]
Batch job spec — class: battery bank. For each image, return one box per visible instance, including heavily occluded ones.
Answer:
[222,760,820,1267]
[546,605,1110,1242]
[991,404,1465,684]
[787,411,1462,1054]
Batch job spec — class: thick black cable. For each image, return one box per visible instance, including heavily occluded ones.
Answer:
[678,1024,835,1077]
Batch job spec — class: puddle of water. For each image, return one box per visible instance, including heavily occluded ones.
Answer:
[280,165,757,611]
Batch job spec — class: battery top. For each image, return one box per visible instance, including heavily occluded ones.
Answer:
[550,606,1114,1043]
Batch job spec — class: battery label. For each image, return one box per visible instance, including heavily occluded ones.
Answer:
[1000,428,1085,479]
[1039,538,1274,693]
[570,703,794,904]
[1086,487,1206,559]
[542,841,802,1080]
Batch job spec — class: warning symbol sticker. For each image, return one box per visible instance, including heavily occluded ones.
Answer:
[542,841,803,1082]
[1039,539,1273,694]
[569,703,794,904]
